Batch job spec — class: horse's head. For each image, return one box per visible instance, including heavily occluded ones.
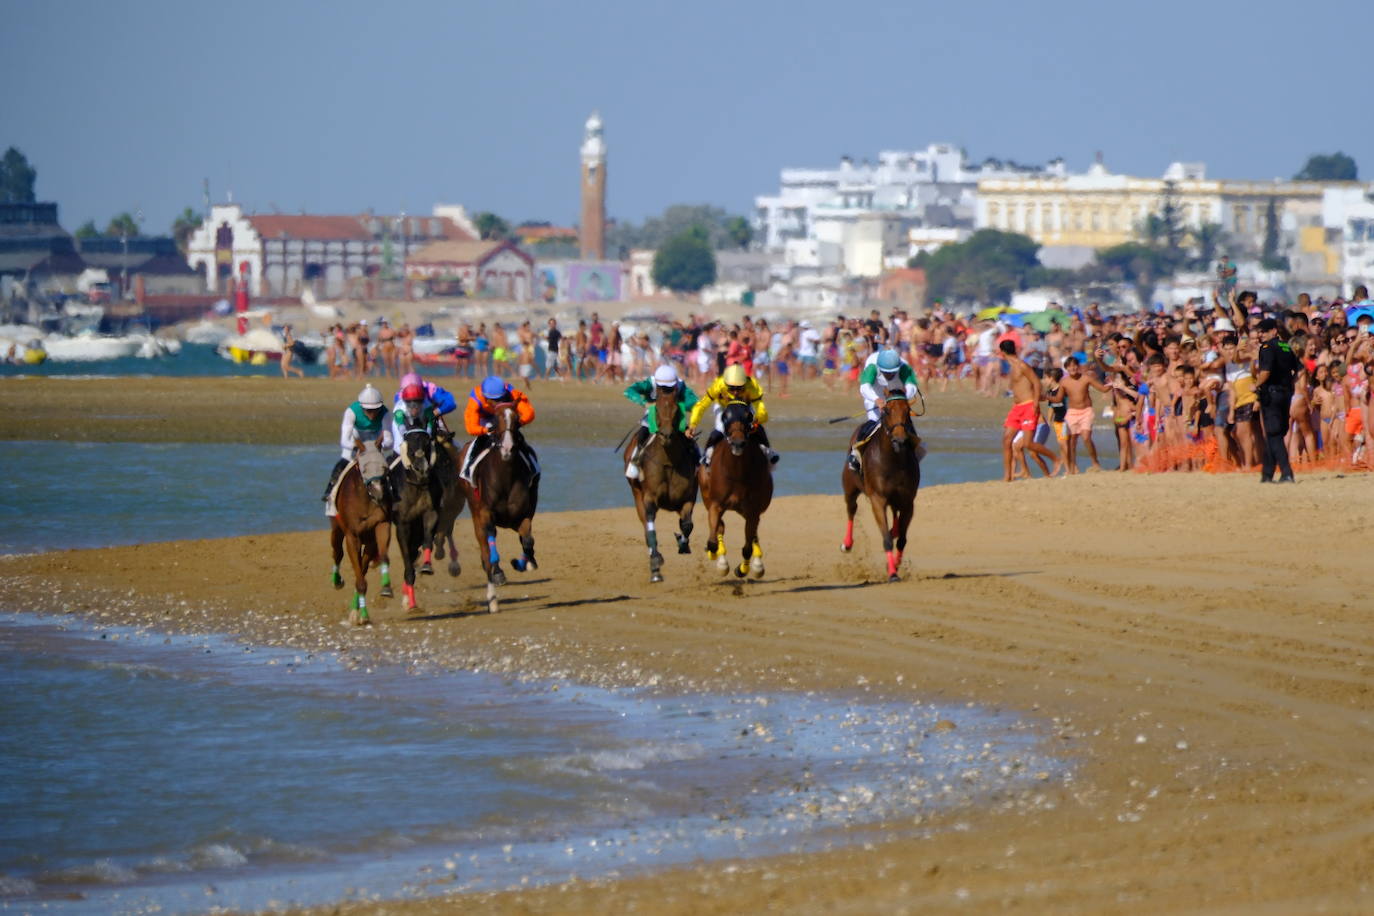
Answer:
[492,401,521,460]
[882,392,912,448]
[720,401,755,456]
[400,428,434,482]
[652,391,681,439]
[354,434,389,503]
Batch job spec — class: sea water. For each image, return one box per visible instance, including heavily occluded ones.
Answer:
[0,440,1002,554]
[0,612,1066,914]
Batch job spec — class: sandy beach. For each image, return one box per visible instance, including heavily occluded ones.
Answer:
[3,379,1373,913]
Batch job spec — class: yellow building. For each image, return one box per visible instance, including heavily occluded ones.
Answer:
[976,160,1334,256]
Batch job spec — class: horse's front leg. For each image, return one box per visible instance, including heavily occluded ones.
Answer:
[398,518,420,612]
[330,523,346,589]
[375,520,392,599]
[738,511,763,579]
[675,500,694,555]
[706,504,728,575]
[419,507,436,575]
[643,499,664,583]
[343,530,371,626]
[512,516,536,573]
[867,494,898,581]
[841,467,861,552]
[484,522,506,586]
[893,497,914,576]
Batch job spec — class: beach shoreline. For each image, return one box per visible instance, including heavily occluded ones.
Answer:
[4,467,1372,913]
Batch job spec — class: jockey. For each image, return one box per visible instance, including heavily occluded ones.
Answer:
[460,375,536,480]
[848,348,922,473]
[623,363,699,480]
[394,371,457,435]
[686,363,779,466]
[323,384,392,501]
[391,382,440,445]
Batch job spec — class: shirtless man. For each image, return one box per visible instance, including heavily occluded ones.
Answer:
[1000,340,1063,481]
[375,319,397,377]
[1059,356,1108,472]
[516,319,536,388]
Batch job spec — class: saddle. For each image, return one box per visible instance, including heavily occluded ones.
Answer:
[324,459,357,518]
[461,440,541,485]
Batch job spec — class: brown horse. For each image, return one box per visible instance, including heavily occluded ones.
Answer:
[697,401,773,578]
[841,393,921,581]
[423,429,464,578]
[624,393,698,583]
[328,434,392,625]
[460,402,539,612]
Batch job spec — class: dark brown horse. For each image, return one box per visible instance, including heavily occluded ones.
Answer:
[328,434,392,625]
[423,429,464,579]
[460,402,539,612]
[389,427,440,613]
[697,401,772,578]
[624,393,698,583]
[841,393,921,581]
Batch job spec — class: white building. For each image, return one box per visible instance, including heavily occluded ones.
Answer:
[1323,186,1374,295]
[754,143,1066,256]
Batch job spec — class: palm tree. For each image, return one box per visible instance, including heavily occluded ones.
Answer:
[1189,222,1225,271]
[171,207,202,254]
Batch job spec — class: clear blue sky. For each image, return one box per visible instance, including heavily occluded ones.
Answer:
[3,0,1370,236]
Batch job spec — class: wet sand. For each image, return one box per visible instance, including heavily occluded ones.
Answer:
[4,378,1373,913]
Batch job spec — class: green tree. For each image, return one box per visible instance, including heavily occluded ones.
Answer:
[652,225,717,294]
[920,229,1041,305]
[725,215,753,250]
[73,220,100,240]
[1260,196,1290,272]
[0,147,37,203]
[171,206,202,254]
[1294,152,1357,181]
[609,204,752,252]
[1189,222,1225,270]
[104,212,140,238]
[474,211,509,240]
[1095,242,1171,309]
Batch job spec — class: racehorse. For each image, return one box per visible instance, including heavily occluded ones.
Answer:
[461,401,539,612]
[424,428,464,579]
[389,427,441,612]
[697,401,772,578]
[328,434,392,625]
[841,392,921,581]
[623,393,698,583]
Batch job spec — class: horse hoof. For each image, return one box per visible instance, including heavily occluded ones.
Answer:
[888,573,900,583]
[434,543,445,560]
[734,563,747,579]
[331,573,344,589]
[492,569,507,587]
[716,556,729,575]
[511,557,527,572]
[419,562,434,575]
[650,571,664,584]
[751,560,765,579]
[406,603,422,615]
[380,585,393,598]
[840,541,853,553]
[678,542,691,555]
[447,561,461,577]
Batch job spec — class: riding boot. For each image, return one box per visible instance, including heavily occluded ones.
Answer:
[754,425,780,465]
[462,434,490,481]
[625,425,650,479]
[322,458,348,501]
[703,429,723,467]
[847,448,862,475]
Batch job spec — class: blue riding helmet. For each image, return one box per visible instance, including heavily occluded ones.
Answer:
[480,376,507,400]
[876,349,902,372]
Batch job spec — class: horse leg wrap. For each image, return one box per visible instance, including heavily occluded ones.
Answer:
[331,564,343,587]
[886,551,898,579]
[487,535,499,567]
[422,547,432,566]
[842,519,854,551]
[645,519,657,555]
[751,542,763,559]
[403,583,416,609]
[380,563,391,589]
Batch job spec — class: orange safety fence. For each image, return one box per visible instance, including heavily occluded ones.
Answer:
[1131,435,1372,474]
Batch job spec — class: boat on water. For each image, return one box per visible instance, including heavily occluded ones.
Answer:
[217,328,323,365]
[411,334,459,366]
[41,330,178,362]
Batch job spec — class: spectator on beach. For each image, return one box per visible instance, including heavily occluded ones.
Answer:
[999,340,1063,481]
[1254,317,1299,482]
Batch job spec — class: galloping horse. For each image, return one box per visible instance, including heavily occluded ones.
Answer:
[329,434,392,625]
[624,394,698,583]
[841,393,921,581]
[461,402,539,612]
[424,428,464,579]
[389,427,440,612]
[697,401,772,578]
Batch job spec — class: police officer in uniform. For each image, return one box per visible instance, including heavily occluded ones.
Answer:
[1254,317,1299,483]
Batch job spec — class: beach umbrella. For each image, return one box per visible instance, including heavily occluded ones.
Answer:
[1001,312,1028,328]
[975,306,1015,320]
[1023,311,1073,333]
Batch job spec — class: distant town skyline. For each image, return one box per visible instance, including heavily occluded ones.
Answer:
[2,0,1370,238]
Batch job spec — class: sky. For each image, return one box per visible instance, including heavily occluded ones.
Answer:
[3,0,1371,237]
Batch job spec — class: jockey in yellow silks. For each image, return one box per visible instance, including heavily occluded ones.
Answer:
[686,363,779,466]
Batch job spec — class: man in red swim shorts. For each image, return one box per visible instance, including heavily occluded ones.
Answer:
[1000,340,1063,481]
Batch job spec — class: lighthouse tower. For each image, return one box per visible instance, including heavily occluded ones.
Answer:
[579,111,606,260]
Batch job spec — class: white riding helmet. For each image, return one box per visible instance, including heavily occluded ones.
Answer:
[653,364,679,387]
[358,385,383,409]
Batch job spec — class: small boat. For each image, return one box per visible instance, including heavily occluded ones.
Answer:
[43,332,145,362]
[217,328,322,365]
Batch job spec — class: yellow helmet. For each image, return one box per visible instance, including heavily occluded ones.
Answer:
[722,364,747,387]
